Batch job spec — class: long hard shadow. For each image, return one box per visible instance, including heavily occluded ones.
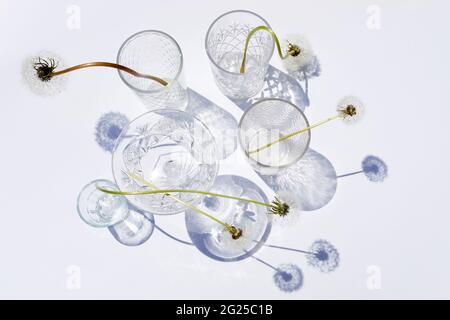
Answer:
[185,88,238,160]
[228,65,309,112]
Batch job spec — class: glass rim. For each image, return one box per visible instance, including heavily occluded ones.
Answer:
[238,98,311,170]
[116,30,184,94]
[111,109,220,215]
[76,179,127,228]
[204,9,275,76]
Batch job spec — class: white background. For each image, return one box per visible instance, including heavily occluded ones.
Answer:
[0,0,449,299]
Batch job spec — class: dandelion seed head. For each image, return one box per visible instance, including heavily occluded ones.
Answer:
[273,263,303,292]
[288,55,321,81]
[307,239,340,273]
[362,155,388,182]
[269,191,302,228]
[95,112,129,152]
[337,96,364,125]
[282,34,314,73]
[22,51,68,96]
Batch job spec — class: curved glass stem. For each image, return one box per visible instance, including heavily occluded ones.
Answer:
[51,62,168,86]
[240,25,287,74]
[248,113,341,154]
[122,172,236,235]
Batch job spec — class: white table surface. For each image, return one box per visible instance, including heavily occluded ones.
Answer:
[1,0,449,299]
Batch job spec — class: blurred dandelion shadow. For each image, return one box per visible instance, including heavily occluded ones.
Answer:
[338,155,388,182]
[250,255,304,292]
[228,65,309,111]
[95,112,129,152]
[258,148,338,212]
[185,89,238,160]
[306,239,340,273]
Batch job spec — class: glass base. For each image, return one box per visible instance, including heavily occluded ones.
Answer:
[185,175,272,262]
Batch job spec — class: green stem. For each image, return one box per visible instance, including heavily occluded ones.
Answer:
[124,172,235,233]
[248,114,341,154]
[97,187,272,208]
[240,25,286,74]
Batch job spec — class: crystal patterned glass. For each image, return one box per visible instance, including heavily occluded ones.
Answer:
[238,98,311,175]
[117,30,188,110]
[77,179,129,228]
[205,10,274,99]
[112,109,219,215]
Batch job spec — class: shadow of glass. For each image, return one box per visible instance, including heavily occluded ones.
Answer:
[108,203,155,246]
[185,89,238,160]
[258,148,337,212]
[228,65,309,111]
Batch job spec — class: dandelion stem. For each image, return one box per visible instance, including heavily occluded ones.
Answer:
[123,172,236,235]
[97,186,272,209]
[248,113,341,154]
[51,62,168,86]
[240,25,286,74]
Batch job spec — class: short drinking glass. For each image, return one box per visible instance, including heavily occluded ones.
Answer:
[238,98,311,175]
[117,30,188,110]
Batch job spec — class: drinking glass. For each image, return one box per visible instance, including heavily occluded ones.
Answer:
[238,98,311,175]
[117,30,188,110]
[185,175,272,262]
[77,179,129,227]
[205,10,274,99]
[112,109,219,215]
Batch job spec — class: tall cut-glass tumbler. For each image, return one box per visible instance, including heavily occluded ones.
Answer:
[205,10,274,100]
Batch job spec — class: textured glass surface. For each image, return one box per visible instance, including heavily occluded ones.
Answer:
[112,109,219,215]
[205,10,274,99]
[185,175,272,262]
[260,148,337,211]
[117,30,188,110]
[230,65,309,111]
[108,205,155,246]
[77,179,129,228]
[239,98,310,174]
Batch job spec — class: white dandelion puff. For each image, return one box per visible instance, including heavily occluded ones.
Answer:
[22,51,68,96]
[282,34,314,73]
[288,55,322,81]
[336,96,364,125]
[277,191,302,216]
[269,191,302,228]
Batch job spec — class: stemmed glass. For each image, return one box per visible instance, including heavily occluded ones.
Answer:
[112,109,219,215]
